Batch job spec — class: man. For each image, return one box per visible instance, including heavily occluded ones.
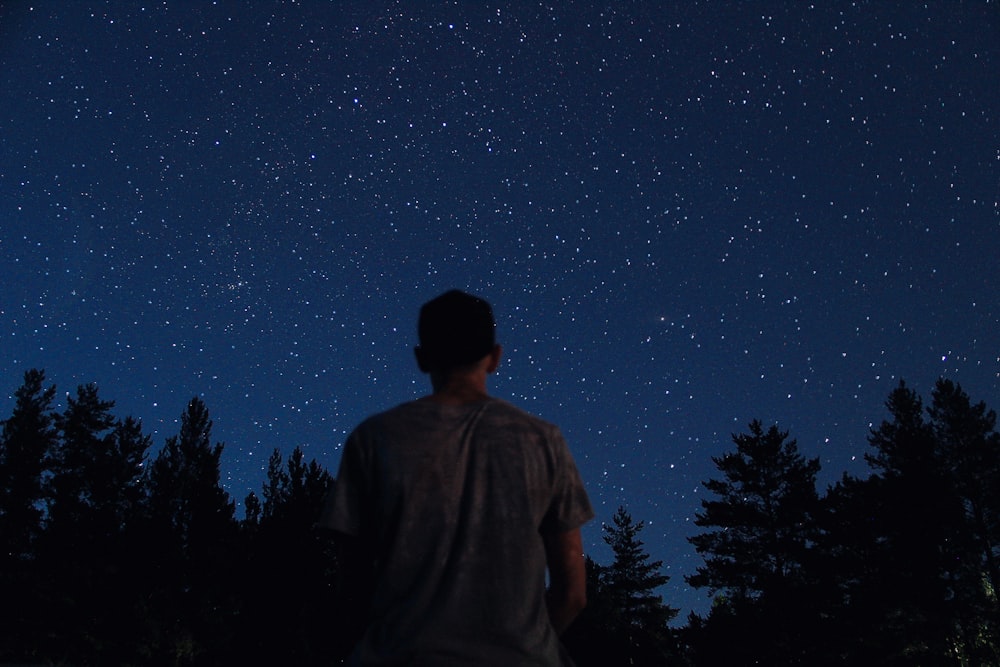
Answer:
[324,289,594,665]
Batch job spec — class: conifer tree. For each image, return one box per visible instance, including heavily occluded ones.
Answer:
[602,506,677,633]
[687,420,820,603]
[928,379,1000,662]
[261,446,334,527]
[149,396,235,548]
[0,369,57,563]
[243,489,262,527]
[0,369,58,660]
[147,397,237,662]
[233,446,336,664]
[686,420,821,665]
[823,381,963,665]
[564,509,677,667]
[40,383,152,664]
[47,383,118,534]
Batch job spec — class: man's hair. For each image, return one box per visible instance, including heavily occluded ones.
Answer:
[418,289,496,371]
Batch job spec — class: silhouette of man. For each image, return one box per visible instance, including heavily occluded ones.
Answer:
[324,289,593,666]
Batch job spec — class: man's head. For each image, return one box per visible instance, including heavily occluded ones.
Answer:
[415,289,497,373]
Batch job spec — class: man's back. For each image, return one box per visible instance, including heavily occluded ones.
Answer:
[327,396,593,666]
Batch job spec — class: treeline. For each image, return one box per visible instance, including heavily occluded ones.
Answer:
[568,377,1000,666]
[0,370,340,666]
[2,370,999,665]
[674,378,1000,666]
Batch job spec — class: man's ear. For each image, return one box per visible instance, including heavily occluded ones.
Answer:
[486,344,503,374]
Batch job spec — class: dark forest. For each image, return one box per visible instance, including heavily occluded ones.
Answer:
[2,368,999,666]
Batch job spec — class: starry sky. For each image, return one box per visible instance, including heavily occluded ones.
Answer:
[1,2,997,618]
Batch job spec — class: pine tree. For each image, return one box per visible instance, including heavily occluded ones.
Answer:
[40,382,152,664]
[243,489,262,527]
[928,379,1000,662]
[261,447,288,521]
[147,396,237,663]
[148,396,235,549]
[686,420,821,665]
[47,383,118,534]
[564,509,678,667]
[817,382,964,665]
[602,506,677,634]
[233,446,337,664]
[0,369,58,660]
[869,381,963,662]
[687,420,820,603]
[0,369,57,562]
[261,446,334,528]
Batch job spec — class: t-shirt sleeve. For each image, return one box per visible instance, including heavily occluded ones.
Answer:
[541,427,595,534]
[320,428,369,537]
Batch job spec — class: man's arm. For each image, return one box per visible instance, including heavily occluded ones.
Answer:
[543,527,587,635]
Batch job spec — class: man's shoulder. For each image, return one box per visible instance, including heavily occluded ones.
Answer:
[353,400,425,431]
[483,398,562,435]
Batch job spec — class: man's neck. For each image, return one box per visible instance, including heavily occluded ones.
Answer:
[424,372,490,405]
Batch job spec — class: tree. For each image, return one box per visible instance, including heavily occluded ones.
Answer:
[928,379,1000,662]
[147,396,238,664]
[39,382,152,664]
[815,380,1000,665]
[0,369,57,561]
[688,420,820,602]
[686,420,821,665]
[46,383,118,533]
[565,508,678,666]
[0,369,58,660]
[260,446,334,527]
[602,506,677,634]
[855,380,965,664]
[819,469,962,665]
[243,489,262,527]
[233,446,338,665]
[149,397,235,549]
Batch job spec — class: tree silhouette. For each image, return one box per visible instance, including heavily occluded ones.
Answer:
[3,364,998,666]
[815,380,1000,665]
[565,507,679,666]
[0,372,352,665]
[688,420,820,602]
[259,445,333,527]
[0,369,57,659]
[686,420,821,666]
[0,369,56,561]
[38,382,152,664]
[602,507,677,635]
[852,381,965,664]
[147,396,238,664]
[234,446,338,665]
[928,379,1000,662]
[149,397,235,550]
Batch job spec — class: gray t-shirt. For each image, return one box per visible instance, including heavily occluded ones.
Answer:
[325,397,594,666]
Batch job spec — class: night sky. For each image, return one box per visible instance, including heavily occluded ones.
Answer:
[2,2,997,617]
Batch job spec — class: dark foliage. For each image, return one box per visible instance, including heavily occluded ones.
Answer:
[3,369,1000,665]
[684,420,824,666]
[565,507,680,666]
[819,382,967,664]
[0,369,57,661]
[232,446,341,665]
[0,374,342,666]
[687,420,821,603]
[37,382,152,665]
[683,382,1000,666]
